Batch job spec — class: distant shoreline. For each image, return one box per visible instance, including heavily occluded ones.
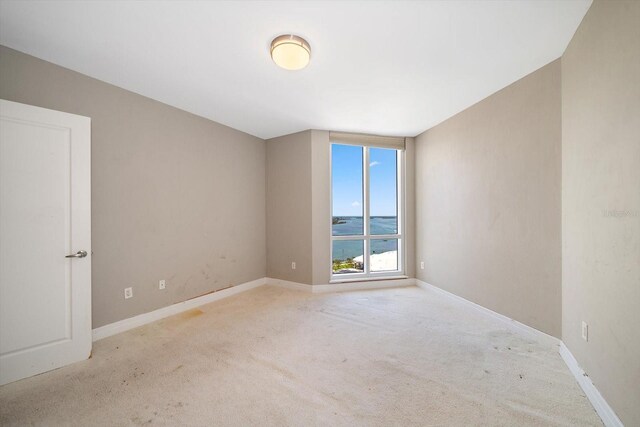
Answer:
[333,216,397,219]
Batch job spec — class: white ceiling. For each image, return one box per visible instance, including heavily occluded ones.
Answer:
[0,0,591,139]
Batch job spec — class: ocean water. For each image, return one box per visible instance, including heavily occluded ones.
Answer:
[332,216,398,261]
[333,216,397,236]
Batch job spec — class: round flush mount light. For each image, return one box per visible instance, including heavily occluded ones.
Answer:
[270,34,311,70]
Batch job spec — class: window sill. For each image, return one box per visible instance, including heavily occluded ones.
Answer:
[329,275,408,284]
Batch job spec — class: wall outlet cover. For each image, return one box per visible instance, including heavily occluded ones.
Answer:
[124,287,133,299]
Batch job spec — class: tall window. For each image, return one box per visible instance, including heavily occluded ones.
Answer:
[331,143,403,278]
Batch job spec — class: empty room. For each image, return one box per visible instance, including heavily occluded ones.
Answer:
[0,0,638,426]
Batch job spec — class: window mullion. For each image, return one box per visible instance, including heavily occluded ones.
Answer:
[398,150,403,273]
[363,146,370,275]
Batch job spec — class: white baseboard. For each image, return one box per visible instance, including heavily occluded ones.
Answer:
[92,277,266,341]
[559,343,623,427]
[414,279,560,349]
[266,278,313,292]
[313,277,415,293]
[265,277,415,293]
[414,279,623,427]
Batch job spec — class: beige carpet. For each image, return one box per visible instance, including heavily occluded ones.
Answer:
[0,285,601,426]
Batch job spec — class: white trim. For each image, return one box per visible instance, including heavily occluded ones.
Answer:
[313,277,414,293]
[364,145,370,275]
[266,278,313,292]
[92,278,266,341]
[414,279,560,349]
[328,142,334,280]
[559,343,624,427]
[329,274,408,284]
[266,277,414,293]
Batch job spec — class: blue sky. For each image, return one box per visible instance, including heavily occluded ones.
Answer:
[332,144,397,216]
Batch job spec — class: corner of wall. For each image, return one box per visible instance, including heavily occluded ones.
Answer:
[265,131,314,284]
[310,130,332,285]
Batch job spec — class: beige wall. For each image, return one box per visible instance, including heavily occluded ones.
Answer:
[415,60,562,337]
[0,46,266,328]
[404,137,416,279]
[562,1,640,424]
[310,130,332,285]
[266,131,313,284]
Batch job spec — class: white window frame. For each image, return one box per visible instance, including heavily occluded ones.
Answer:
[330,143,405,282]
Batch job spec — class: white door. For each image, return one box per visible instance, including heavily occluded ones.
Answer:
[0,99,91,385]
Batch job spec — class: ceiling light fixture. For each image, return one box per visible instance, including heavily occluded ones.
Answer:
[270,34,311,70]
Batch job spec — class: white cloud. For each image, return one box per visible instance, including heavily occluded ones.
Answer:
[351,201,361,207]
[369,161,381,167]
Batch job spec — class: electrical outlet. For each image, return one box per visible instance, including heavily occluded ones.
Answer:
[581,321,588,341]
[291,262,296,270]
[159,279,166,290]
[124,287,133,299]
[420,261,425,270]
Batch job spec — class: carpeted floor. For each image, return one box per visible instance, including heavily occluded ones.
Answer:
[0,285,601,426]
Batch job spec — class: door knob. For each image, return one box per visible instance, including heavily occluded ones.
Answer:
[65,250,88,258]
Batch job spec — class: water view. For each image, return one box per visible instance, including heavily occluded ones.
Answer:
[332,216,397,237]
[332,216,399,274]
[332,144,400,274]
